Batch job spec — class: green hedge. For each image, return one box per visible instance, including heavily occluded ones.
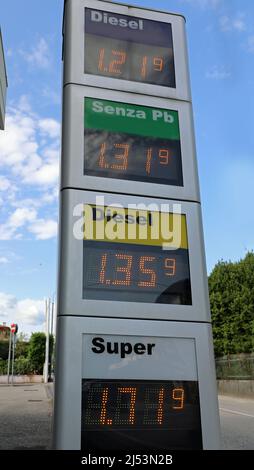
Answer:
[0,357,35,375]
[209,252,254,356]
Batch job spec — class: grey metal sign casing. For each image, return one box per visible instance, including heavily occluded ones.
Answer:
[58,189,210,323]
[56,0,221,452]
[61,84,200,201]
[0,30,8,130]
[63,0,191,101]
[53,316,220,450]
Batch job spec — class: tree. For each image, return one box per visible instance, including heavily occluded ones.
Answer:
[27,332,54,374]
[15,332,29,359]
[27,333,46,374]
[209,252,254,356]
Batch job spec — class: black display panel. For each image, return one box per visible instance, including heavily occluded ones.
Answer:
[84,129,183,186]
[81,379,202,451]
[85,9,176,87]
[83,241,192,305]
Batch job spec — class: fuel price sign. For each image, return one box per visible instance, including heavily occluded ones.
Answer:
[84,97,183,186]
[83,205,192,305]
[85,8,176,87]
[82,379,202,450]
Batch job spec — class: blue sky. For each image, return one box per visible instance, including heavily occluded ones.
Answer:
[0,0,254,334]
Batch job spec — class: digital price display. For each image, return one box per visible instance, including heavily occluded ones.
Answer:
[84,98,183,186]
[83,241,191,304]
[85,9,176,87]
[81,379,202,450]
[82,205,191,305]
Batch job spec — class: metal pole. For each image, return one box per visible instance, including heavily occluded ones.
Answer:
[44,298,50,384]
[11,331,15,385]
[7,328,12,384]
[51,300,54,336]
[49,300,54,381]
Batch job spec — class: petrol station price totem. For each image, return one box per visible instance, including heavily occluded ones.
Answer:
[54,0,220,451]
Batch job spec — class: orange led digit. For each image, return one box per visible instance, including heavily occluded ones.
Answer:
[159,149,170,166]
[117,387,137,425]
[157,388,165,425]
[164,258,176,277]
[98,142,108,169]
[138,256,156,288]
[98,48,105,72]
[108,50,126,75]
[99,387,109,425]
[111,143,129,171]
[99,253,108,285]
[172,387,185,410]
[141,55,148,79]
[153,57,164,72]
[145,148,152,175]
[112,254,133,286]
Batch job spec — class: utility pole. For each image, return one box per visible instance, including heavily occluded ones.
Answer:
[49,299,55,381]
[11,330,15,385]
[7,327,12,385]
[44,298,50,384]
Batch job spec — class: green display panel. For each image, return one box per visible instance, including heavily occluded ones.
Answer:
[84,98,183,186]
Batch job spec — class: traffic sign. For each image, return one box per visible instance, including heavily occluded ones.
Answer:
[10,323,18,334]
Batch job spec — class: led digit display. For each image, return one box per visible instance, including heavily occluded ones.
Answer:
[85,9,176,87]
[81,379,202,450]
[84,98,183,186]
[83,241,192,305]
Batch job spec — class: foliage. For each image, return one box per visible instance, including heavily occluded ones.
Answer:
[0,358,8,374]
[209,252,254,357]
[14,357,34,375]
[27,332,54,374]
[0,332,55,375]
[15,340,29,359]
[0,341,10,360]
[0,357,33,375]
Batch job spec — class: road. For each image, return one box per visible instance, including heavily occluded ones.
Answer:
[219,395,254,450]
[0,384,253,450]
[0,383,52,450]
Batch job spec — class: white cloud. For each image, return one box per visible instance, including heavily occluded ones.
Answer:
[0,176,11,191]
[219,14,246,33]
[0,257,9,265]
[0,99,60,188]
[0,98,59,241]
[0,292,45,327]
[21,38,51,69]
[39,119,61,139]
[206,65,231,80]
[29,218,58,240]
[0,292,15,318]
[0,207,37,240]
[0,206,58,241]
[15,298,45,325]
